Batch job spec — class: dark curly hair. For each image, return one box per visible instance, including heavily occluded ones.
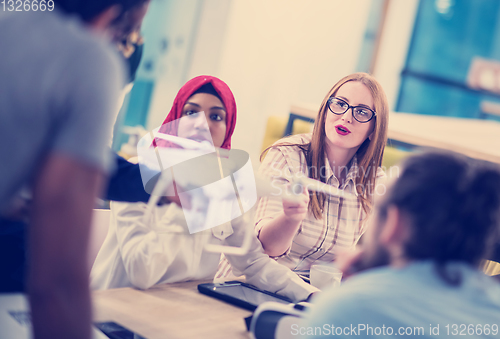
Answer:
[54,0,150,23]
[378,150,500,285]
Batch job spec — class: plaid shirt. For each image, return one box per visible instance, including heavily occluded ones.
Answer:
[255,133,382,273]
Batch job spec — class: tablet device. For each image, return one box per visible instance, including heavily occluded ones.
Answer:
[94,321,147,339]
[198,281,293,311]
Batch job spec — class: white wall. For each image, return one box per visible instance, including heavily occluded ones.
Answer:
[148,0,418,165]
[187,0,232,80]
[186,0,373,165]
[372,0,419,110]
[144,0,203,131]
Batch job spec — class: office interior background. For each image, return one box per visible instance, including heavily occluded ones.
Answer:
[114,0,500,165]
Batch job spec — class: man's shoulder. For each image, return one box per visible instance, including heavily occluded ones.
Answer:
[326,267,401,299]
[309,266,432,327]
[2,10,120,71]
[307,263,500,339]
[51,12,121,68]
[318,265,423,310]
[320,262,500,311]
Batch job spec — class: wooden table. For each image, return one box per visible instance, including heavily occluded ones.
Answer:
[286,104,500,164]
[92,281,252,339]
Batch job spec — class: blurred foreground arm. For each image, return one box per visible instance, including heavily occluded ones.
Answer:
[29,154,104,339]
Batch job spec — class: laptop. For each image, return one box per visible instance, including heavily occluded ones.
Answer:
[0,293,108,339]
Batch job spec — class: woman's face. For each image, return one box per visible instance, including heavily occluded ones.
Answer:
[324,81,376,153]
[178,93,227,148]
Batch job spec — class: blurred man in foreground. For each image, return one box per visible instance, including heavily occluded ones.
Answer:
[0,0,149,337]
[304,151,500,338]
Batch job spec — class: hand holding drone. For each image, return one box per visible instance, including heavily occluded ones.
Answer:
[137,133,356,255]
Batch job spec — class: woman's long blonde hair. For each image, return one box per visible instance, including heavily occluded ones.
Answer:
[265,72,389,218]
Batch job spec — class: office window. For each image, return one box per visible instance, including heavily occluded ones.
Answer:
[396,0,500,119]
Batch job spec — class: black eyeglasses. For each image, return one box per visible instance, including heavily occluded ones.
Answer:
[327,97,376,123]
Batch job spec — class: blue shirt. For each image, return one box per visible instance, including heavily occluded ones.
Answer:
[303,261,500,338]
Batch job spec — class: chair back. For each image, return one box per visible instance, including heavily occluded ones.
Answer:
[88,209,111,269]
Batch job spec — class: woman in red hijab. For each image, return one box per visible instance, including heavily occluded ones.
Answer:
[90,76,317,302]
[153,75,237,150]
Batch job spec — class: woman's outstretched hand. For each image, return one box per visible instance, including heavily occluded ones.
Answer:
[282,185,309,223]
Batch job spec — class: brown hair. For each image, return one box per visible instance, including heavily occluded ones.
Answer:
[380,151,500,284]
[263,72,389,218]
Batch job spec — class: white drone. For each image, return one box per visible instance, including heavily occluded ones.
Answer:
[140,132,357,256]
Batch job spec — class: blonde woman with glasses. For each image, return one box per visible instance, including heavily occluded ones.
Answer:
[217,72,389,280]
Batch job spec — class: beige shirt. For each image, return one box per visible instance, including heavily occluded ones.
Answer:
[254,133,383,273]
[90,200,318,302]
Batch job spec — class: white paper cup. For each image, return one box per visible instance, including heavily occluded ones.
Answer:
[310,264,343,290]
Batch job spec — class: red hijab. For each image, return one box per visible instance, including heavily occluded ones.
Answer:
[153,76,237,150]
